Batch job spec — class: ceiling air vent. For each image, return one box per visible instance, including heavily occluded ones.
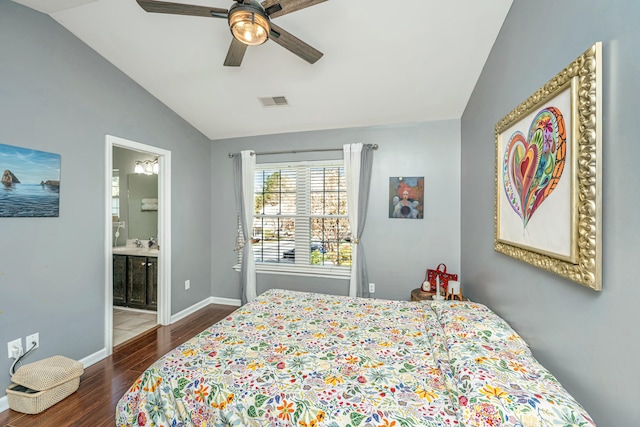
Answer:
[259,96,289,107]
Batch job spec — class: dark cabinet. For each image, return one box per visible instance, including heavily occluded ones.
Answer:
[113,255,127,306]
[127,256,148,309]
[113,254,157,311]
[147,257,158,310]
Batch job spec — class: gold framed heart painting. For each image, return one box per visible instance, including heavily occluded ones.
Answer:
[494,42,602,291]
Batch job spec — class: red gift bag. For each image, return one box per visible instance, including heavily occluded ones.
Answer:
[421,263,458,293]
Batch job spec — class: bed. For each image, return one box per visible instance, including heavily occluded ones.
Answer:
[116,289,596,426]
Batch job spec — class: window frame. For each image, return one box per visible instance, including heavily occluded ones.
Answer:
[234,159,351,279]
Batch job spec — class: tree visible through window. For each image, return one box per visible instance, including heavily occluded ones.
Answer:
[250,161,351,269]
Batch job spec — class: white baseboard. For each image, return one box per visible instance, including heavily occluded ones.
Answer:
[80,348,107,368]
[170,297,241,324]
[170,297,211,323]
[210,296,241,307]
[0,396,7,413]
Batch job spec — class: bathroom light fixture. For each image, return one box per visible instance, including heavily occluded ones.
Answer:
[144,161,153,175]
[134,161,144,174]
[228,0,270,46]
[134,159,159,175]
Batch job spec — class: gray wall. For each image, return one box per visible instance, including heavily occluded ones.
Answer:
[0,0,212,397]
[211,121,461,301]
[461,1,640,425]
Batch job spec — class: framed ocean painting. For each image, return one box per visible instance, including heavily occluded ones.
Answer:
[0,143,61,217]
[494,43,602,291]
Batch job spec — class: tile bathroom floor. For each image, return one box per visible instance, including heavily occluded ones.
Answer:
[113,307,158,347]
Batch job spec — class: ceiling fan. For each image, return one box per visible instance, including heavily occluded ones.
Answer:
[136,0,326,67]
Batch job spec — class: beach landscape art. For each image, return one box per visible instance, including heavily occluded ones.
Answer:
[0,143,61,217]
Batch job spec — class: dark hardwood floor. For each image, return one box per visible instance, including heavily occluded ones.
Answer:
[0,303,237,427]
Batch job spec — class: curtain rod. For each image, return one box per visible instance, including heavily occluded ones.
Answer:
[228,144,378,158]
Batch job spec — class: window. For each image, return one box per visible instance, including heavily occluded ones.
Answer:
[240,160,351,277]
[112,170,120,219]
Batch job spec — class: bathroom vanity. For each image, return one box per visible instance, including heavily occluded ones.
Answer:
[113,247,158,311]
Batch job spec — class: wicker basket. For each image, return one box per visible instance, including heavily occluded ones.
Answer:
[6,355,84,414]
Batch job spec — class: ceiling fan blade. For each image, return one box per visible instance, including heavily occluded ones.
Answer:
[261,0,326,18]
[224,38,248,67]
[269,23,323,64]
[136,0,228,18]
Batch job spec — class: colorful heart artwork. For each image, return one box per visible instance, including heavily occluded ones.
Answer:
[502,107,566,228]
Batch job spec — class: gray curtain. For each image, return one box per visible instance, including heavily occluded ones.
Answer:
[233,154,250,305]
[355,144,374,297]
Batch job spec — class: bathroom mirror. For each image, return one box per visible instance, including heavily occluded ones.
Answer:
[127,173,158,241]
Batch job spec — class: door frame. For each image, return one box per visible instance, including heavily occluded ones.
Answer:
[104,135,172,355]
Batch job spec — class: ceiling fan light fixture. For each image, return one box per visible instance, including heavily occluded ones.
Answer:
[228,2,270,46]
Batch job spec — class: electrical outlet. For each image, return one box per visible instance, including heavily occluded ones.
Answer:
[185,279,190,290]
[26,333,39,350]
[369,283,375,293]
[7,338,22,359]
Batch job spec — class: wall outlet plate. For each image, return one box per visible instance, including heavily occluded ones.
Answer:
[185,279,190,290]
[369,283,375,293]
[7,338,22,359]
[26,333,39,350]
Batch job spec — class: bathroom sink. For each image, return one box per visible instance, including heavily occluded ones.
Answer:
[112,246,159,256]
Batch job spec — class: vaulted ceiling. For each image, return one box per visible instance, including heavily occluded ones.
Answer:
[12,0,513,140]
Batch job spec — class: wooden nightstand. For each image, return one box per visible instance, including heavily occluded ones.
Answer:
[411,288,436,302]
[411,287,468,302]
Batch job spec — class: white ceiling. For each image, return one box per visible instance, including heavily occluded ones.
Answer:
[13,0,512,140]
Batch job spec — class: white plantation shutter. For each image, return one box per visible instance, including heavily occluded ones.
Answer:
[294,166,311,265]
[238,160,351,277]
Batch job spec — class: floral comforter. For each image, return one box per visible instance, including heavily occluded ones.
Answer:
[116,289,595,427]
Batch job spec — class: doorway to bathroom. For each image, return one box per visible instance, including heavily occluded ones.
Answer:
[104,135,172,355]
